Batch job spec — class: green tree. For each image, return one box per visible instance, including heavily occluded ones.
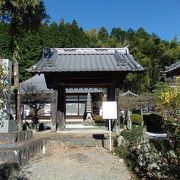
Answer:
[111,27,126,44]
[98,26,109,42]
[0,22,11,59]
[18,31,44,81]
[0,0,48,129]
[85,28,99,47]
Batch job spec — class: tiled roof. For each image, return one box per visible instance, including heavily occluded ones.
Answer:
[121,90,138,97]
[20,74,51,94]
[28,48,144,73]
[164,60,180,76]
[20,74,104,94]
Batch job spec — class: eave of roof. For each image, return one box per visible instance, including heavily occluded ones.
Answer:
[164,60,180,76]
[20,74,104,94]
[28,47,144,73]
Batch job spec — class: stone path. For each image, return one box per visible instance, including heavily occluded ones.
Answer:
[10,144,131,180]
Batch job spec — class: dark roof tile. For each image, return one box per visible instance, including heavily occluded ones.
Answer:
[28,48,144,73]
[165,60,180,75]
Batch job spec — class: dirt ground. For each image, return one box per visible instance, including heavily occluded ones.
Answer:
[10,144,131,180]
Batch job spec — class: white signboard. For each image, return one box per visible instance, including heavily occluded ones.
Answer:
[102,101,117,119]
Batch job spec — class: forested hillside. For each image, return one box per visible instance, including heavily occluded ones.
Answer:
[0,19,180,93]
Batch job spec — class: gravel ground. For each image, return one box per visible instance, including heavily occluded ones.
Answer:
[10,145,131,180]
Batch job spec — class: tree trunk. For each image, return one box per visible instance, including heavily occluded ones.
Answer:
[13,56,21,131]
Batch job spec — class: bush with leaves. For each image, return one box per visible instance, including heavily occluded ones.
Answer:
[153,77,180,179]
[131,114,143,125]
[115,126,149,178]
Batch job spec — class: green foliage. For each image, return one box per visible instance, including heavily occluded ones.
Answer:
[114,144,129,159]
[0,0,48,66]
[0,0,48,33]
[124,72,151,93]
[151,78,180,179]
[153,82,170,97]
[121,126,143,143]
[149,124,180,179]
[116,123,180,179]
[115,126,145,177]
[0,8,180,89]
[0,22,11,59]
[98,27,109,42]
[131,114,143,125]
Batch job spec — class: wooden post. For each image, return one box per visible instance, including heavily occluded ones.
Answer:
[57,87,65,131]
[116,96,120,132]
[107,87,115,101]
[51,90,58,132]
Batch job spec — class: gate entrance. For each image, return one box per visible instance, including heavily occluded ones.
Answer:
[29,48,144,131]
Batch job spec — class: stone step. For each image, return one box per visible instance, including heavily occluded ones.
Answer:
[36,131,115,149]
[66,119,83,123]
[66,122,83,125]
[48,134,109,148]
[0,130,33,144]
[0,129,115,165]
[0,137,46,164]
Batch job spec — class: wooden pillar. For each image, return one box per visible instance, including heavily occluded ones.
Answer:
[107,87,116,101]
[57,87,65,131]
[51,90,58,132]
[116,96,120,132]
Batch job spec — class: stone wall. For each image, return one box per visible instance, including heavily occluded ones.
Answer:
[116,133,179,179]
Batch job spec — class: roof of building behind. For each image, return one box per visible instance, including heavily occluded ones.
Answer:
[20,74,104,94]
[28,47,144,73]
[121,90,138,97]
[164,60,180,75]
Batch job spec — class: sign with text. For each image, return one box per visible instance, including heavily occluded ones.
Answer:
[102,101,117,119]
[0,59,12,121]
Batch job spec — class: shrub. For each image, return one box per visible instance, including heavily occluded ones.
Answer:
[131,114,143,125]
[115,126,145,176]
[121,126,144,143]
[93,115,105,123]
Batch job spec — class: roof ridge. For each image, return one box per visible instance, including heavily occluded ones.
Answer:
[55,47,129,54]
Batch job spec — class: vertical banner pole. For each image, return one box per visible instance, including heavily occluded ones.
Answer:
[109,119,112,151]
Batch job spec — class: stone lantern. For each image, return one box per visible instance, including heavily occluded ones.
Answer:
[84,93,94,126]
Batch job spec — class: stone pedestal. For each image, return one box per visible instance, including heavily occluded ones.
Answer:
[51,124,57,132]
[0,120,18,133]
[84,112,94,126]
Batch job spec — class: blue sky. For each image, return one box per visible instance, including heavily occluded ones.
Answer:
[44,0,180,41]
